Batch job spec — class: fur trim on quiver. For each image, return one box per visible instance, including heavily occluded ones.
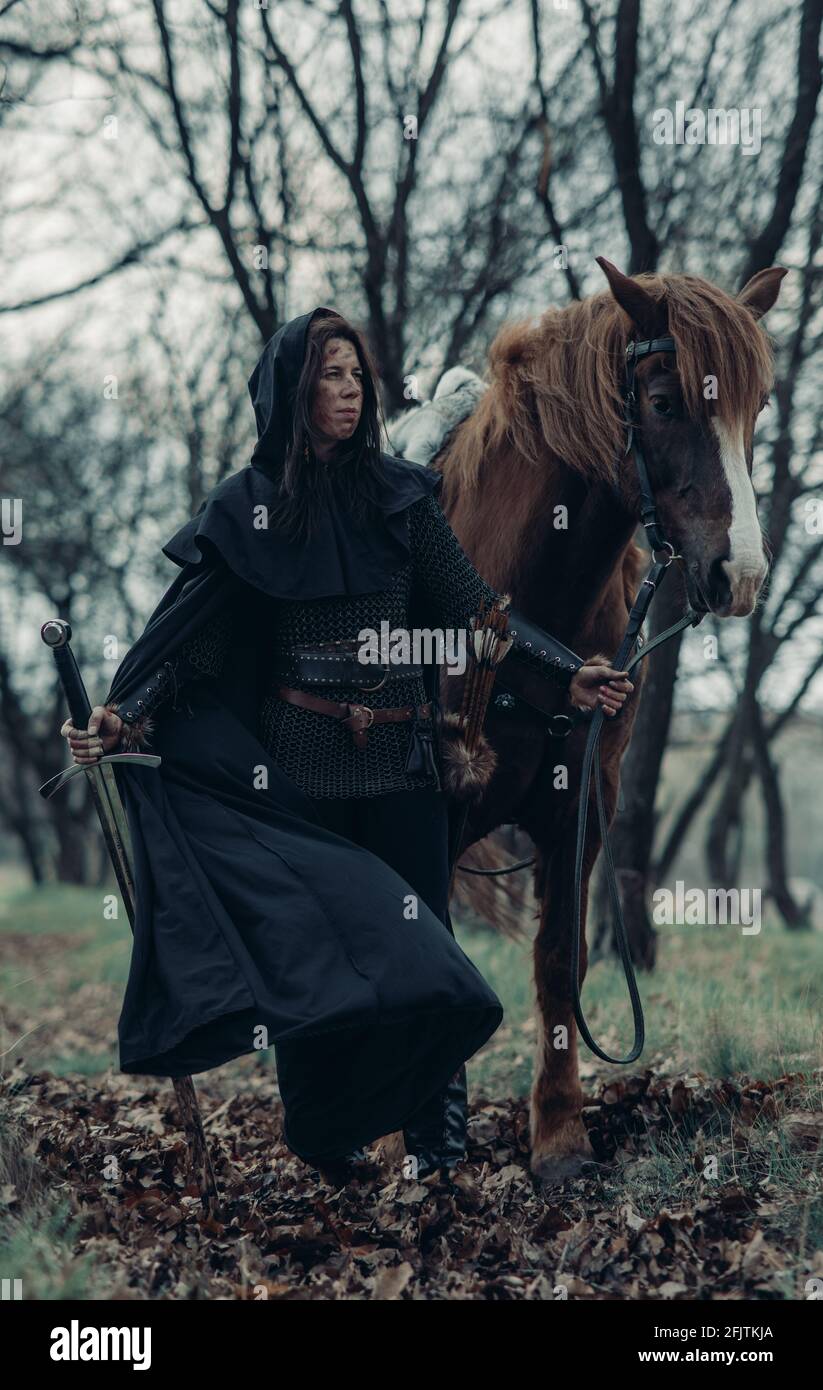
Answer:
[438,710,497,802]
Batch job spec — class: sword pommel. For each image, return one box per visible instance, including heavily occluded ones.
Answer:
[41,618,72,648]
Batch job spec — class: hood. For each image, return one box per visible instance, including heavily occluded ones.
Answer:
[161,306,443,600]
[247,305,336,472]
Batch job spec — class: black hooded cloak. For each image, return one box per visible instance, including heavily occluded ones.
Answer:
[104,307,503,1161]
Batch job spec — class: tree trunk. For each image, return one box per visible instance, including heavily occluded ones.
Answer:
[751,701,806,927]
[654,717,733,878]
[704,620,773,886]
[53,803,90,884]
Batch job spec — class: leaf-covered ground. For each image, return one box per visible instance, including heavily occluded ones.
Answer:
[1,878,822,1299]
[2,1058,821,1301]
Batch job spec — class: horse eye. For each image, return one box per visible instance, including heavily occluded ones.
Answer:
[677,482,694,499]
[651,396,672,416]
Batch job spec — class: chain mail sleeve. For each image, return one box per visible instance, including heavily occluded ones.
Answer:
[104,607,234,752]
[407,491,584,689]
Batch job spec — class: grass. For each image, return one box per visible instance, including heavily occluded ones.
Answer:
[0,879,131,1077]
[456,902,823,1299]
[588,1107,823,1293]
[1,875,821,1095]
[458,902,823,1099]
[0,1107,113,1300]
[0,874,821,1300]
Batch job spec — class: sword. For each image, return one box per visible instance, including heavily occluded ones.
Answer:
[38,618,219,1213]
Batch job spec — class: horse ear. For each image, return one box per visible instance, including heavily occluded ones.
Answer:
[595,256,659,335]
[736,266,788,321]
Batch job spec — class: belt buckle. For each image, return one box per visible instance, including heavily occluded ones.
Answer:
[344,703,375,737]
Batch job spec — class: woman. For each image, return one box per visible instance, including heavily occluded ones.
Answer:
[62,307,632,1183]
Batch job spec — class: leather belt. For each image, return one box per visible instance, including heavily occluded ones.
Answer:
[277,685,432,750]
[272,640,423,692]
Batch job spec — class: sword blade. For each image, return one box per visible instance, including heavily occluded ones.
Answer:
[83,761,137,929]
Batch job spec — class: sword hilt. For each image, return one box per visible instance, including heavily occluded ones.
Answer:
[41,618,93,730]
[39,617,161,799]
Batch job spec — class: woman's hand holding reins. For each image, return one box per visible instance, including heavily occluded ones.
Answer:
[568,656,634,718]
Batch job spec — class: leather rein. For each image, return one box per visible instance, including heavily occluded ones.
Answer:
[459,334,705,1065]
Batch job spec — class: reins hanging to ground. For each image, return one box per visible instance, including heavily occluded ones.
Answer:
[458,335,705,1065]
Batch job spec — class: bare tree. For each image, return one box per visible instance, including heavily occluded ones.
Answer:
[1,0,821,908]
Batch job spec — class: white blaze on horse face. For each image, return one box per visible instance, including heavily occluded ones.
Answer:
[712,418,768,616]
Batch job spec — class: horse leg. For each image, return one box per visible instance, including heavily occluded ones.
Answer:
[529,914,591,1183]
[528,774,617,1183]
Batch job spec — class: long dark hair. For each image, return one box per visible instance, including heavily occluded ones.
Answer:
[267,311,389,543]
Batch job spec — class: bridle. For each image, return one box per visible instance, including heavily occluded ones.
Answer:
[570,333,705,1064]
[624,336,679,556]
[460,333,706,1066]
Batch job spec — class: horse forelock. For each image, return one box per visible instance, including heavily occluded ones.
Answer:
[657,273,775,429]
[440,274,775,496]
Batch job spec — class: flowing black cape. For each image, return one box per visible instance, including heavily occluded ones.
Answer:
[102,308,503,1161]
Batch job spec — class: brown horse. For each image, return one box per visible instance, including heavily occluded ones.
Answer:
[415,258,787,1181]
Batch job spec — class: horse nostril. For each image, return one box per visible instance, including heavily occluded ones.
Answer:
[708,557,732,609]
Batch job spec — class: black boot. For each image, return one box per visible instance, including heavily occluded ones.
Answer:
[303,1145,372,1186]
[402,1062,468,1180]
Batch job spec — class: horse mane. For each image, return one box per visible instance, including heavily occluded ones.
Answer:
[443,273,776,493]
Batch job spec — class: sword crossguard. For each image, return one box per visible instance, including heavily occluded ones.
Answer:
[38,752,162,800]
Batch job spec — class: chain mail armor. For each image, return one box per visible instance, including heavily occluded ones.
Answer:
[107,492,582,795]
[254,493,502,796]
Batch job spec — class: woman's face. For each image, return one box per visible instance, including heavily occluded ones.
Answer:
[310,336,363,451]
